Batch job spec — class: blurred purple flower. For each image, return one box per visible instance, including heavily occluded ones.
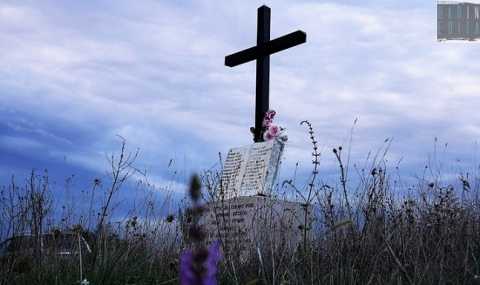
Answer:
[204,241,221,284]
[180,241,222,285]
[180,250,196,284]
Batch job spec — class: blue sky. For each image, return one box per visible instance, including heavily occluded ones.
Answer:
[1,0,480,199]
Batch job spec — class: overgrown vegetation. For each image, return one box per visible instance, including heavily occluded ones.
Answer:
[1,127,480,284]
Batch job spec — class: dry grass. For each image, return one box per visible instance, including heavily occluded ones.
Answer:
[1,132,480,284]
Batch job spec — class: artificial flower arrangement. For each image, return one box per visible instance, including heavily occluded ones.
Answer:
[262,110,288,142]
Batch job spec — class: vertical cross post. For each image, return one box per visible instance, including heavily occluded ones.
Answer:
[255,6,271,142]
[225,5,306,143]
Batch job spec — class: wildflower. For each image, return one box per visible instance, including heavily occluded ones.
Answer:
[180,175,222,285]
[180,241,222,285]
[189,175,202,202]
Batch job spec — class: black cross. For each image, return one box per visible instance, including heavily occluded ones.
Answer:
[225,5,306,142]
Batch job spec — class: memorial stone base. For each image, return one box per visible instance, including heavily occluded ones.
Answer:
[200,195,312,259]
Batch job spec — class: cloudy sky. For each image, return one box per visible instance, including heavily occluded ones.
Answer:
[1,0,479,198]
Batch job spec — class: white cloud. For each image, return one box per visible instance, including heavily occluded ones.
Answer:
[0,0,478,189]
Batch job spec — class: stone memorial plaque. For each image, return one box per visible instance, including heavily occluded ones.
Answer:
[220,139,284,199]
[189,3,309,263]
[200,196,311,260]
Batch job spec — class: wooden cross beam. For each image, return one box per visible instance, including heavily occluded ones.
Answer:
[225,5,306,142]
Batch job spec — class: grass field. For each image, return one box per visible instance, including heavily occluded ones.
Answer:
[1,131,480,285]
